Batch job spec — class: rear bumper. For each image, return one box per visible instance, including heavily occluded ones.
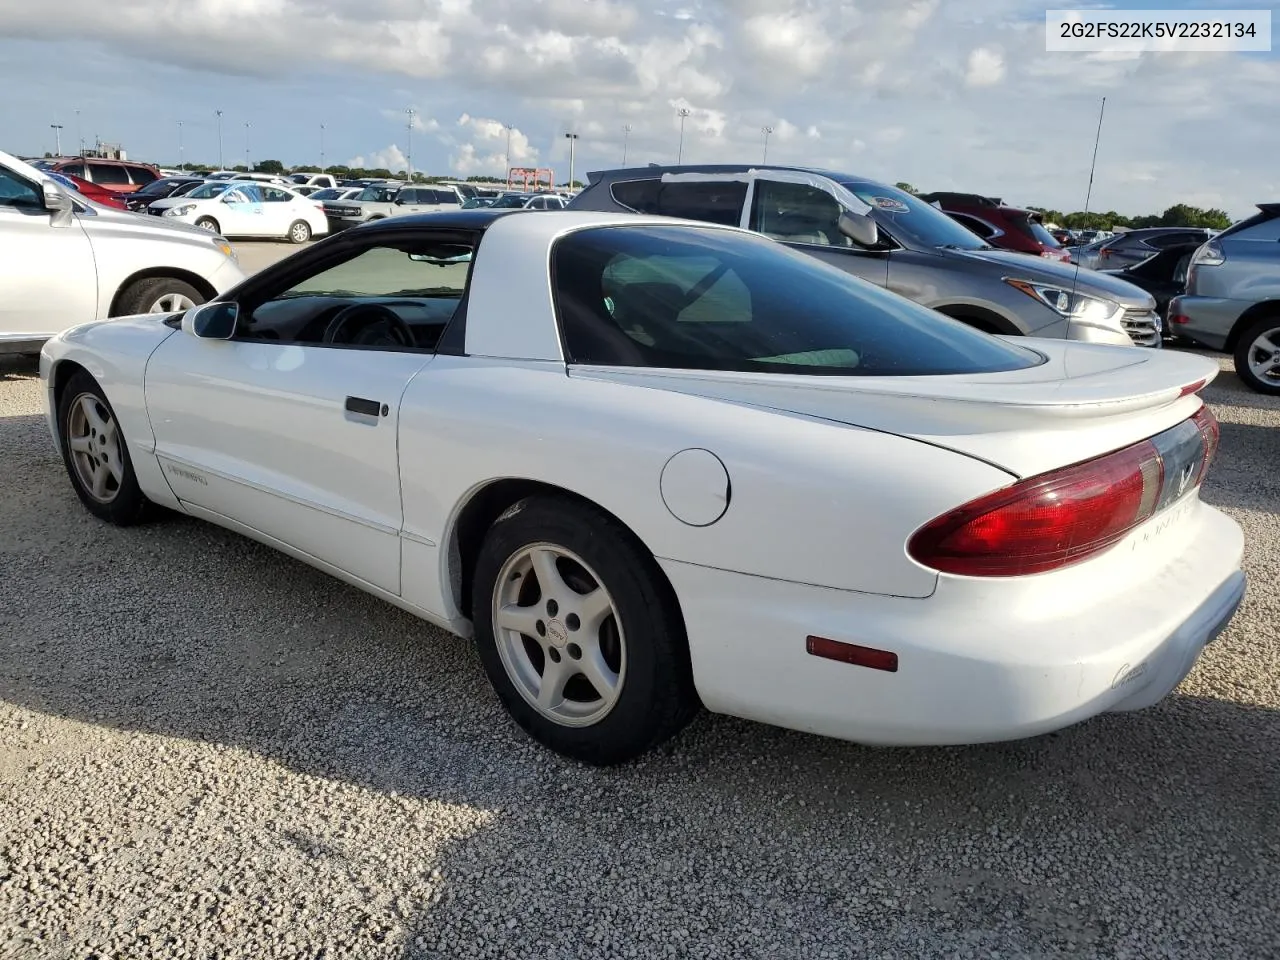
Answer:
[0,335,47,356]
[1167,295,1246,351]
[325,218,361,233]
[665,498,1245,746]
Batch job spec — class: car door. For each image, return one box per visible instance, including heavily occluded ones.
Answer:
[218,186,266,235]
[0,163,98,339]
[745,178,890,287]
[143,228,475,594]
[259,186,298,237]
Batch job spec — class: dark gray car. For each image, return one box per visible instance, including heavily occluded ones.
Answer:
[1091,227,1215,271]
[570,166,1162,347]
[1168,203,1280,394]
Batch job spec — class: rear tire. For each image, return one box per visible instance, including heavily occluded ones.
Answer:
[1233,316,1280,395]
[194,216,220,233]
[115,277,205,316]
[472,495,699,765]
[287,220,312,244]
[56,370,153,525]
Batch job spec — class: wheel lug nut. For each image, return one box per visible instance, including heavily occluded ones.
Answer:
[565,613,580,632]
[535,620,546,637]
[567,643,582,660]
[546,599,559,617]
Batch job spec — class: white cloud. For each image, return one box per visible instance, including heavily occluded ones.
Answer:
[964,46,1005,87]
[348,144,408,172]
[0,0,1273,219]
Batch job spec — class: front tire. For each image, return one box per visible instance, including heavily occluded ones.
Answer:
[1233,316,1280,395]
[115,277,205,316]
[287,219,312,244]
[472,495,698,765]
[194,216,220,233]
[57,371,153,525]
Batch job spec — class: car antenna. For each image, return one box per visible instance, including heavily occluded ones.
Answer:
[1070,96,1106,306]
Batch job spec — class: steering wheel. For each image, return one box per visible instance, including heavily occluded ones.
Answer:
[322,303,416,348]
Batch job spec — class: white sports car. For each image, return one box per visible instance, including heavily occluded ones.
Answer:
[39,209,1246,765]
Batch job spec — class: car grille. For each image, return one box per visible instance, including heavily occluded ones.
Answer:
[325,205,360,217]
[1121,308,1162,348]
[149,208,164,216]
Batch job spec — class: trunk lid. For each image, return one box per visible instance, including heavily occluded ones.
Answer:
[569,340,1220,478]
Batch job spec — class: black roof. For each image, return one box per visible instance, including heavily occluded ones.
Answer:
[584,163,872,185]
[354,209,515,233]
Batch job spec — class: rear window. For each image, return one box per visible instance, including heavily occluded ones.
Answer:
[1214,209,1279,242]
[552,225,1043,376]
[129,166,158,185]
[90,163,130,185]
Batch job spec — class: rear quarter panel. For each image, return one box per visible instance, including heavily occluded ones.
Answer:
[396,356,1017,619]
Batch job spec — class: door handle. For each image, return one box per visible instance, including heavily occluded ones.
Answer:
[345,396,387,417]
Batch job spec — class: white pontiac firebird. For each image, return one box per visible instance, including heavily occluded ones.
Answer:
[39,209,1246,765]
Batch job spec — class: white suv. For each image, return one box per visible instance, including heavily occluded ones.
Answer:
[0,149,246,355]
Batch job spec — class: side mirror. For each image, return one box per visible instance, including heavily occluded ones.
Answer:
[42,182,74,226]
[838,211,879,247]
[181,301,239,339]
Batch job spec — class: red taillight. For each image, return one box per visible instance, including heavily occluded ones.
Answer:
[1100,248,1111,259]
[1192,405,1219,484]
[1179,379,1208,398]
[907,412,1226,578]
[1170,313,1190,325]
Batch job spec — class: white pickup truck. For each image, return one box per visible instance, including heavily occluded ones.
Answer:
[0,149,246,355]
[321,184,462,232]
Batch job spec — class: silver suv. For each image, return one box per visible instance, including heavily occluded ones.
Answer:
[1168,204,1280,395]
[569,166,1163,347]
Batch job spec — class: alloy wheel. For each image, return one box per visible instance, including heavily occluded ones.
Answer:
[1245,324,1280,385]
[491,543,626,727]
[148,292,197,313]
[66,393,123,504]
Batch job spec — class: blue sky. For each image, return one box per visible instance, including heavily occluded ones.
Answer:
[1,0,1275,217]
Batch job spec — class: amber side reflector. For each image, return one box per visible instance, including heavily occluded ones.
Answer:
[806,636,899,673]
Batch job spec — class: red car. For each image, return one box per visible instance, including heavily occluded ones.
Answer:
[46,171,129,210]
[918,192,1071,263]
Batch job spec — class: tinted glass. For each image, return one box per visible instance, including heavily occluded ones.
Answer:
[948,213,995,239]
[1028,219,1060,247]
[750,180,854,246]
[90,164,130,185]
[261,187,292,202]
[129,166,158,184]
[839,180,989,250]
[552,225,1042,376]
[0,168,43,210]
[60,162,85,178]
[188,182,230,199]
[612,178,747,226]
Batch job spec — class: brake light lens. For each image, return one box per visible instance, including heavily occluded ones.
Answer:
[909,409,1217,578]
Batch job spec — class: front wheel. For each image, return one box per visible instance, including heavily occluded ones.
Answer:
[194,216,220,233]
[57,371,154,525]
[1233,317,1280,395]
[115,277,205,316]
[472,495,698,765]
[287,219,312,244]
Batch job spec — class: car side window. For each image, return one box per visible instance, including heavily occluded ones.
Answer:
[949,213,996,240]
[261,187,292,203]
[236,237,477,352]
[61,162,85,178]
[129,167,158,185]
[0,168,43,210]
[610,178,747,226]
[91,164,130,185]
[749,180,854,247]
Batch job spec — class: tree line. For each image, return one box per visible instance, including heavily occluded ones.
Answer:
[893,182,1233,231]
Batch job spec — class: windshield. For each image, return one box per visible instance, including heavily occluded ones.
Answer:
[491,194,531,208]
[356,186,398,202]
[839,181,989,250]
[311,188,342,200]
[187,182,232,200]
[553,225,1043,376]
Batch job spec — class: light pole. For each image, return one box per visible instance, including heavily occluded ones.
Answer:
[50,123,63,156]
[215,110,224,171]
[505,124,513,170]
[761,125,773,164]
[564,132,579,191]
[622,124,632,165]
[676,108,691,164]
[320,123,326,174]
[244,122,251,171]
[75,109,83,156]
[406,107,416,181]
[177,120,184,170]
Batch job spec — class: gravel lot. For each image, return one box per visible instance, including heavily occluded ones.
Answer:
[1,351,1277,960]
